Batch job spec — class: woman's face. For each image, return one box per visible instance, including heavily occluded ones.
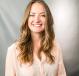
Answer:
[28,3,47,33]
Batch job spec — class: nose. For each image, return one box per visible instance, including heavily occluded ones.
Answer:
[34,15,41,23]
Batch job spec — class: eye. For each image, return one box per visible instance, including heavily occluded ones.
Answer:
[29,14,35,17]
[41,14,46,17]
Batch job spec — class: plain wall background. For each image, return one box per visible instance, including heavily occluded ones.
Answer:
[0,0,79,76]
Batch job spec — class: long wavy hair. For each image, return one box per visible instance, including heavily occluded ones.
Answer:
[17,0,55,64]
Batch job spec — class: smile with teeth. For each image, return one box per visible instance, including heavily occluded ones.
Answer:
[33,24,42,27]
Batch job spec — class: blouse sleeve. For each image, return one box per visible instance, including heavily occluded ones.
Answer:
[5,44,16,76]
[57,45,66,76]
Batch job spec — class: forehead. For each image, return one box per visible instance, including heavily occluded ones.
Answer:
[30,2,46,13]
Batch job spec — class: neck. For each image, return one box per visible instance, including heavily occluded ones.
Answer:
[31,32,41,54]
[31,32,41,45]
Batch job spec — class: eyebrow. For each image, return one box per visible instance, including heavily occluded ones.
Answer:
[30,12,46,14]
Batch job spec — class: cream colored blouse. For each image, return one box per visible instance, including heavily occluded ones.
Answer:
[5,42,66,76]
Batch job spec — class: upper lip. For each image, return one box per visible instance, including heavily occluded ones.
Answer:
[33,23,42,25]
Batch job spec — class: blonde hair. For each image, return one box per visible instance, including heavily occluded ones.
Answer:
[17,0,55,64]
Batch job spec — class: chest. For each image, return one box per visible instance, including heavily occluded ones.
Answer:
[16,61,58,76]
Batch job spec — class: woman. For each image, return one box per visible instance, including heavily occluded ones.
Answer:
[5,0,66,76]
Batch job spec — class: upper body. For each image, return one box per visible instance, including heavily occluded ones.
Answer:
[5,0,66,76]
[5,41,66,76]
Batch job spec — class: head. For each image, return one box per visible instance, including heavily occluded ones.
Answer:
[21,0,54,35]
[18,0,55,64]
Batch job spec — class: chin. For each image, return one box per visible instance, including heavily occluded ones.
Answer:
[32,30,44,33]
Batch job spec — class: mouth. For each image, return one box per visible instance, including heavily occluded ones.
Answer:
[33,24,42,27]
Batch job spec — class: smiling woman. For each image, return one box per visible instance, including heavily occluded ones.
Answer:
[28,2,46,33]
[5,0,66,76]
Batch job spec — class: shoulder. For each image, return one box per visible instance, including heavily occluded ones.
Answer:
[7,41,20,53]
[5,43,18,74]
[52,40,61,54]
[52,40,62,62]
[7,42,19,57]
[8,42,18,50]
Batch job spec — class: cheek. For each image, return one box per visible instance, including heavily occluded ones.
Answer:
[42,17,47,24]
[43,19,47,25]
[28,18,32,26]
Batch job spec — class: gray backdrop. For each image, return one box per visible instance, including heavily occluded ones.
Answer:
[0,0,79,76]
